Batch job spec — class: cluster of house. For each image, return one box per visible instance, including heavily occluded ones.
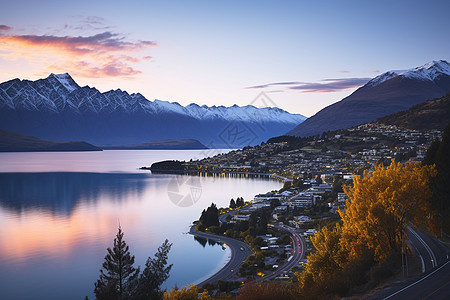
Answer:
[188,123,440,183]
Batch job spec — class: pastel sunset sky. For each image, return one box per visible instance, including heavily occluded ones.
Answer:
[0,0,449,116]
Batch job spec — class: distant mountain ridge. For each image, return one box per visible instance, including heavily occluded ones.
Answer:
[0,73,305,148]
[377,93,450,130]
[0,129,101,152]
[287,60,450,137]
[101,139,207,150]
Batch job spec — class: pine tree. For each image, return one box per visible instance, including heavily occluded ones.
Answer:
[236,197,244,207]
[230,198,236,209]
[94,226,140,300]
[424,123,450,235]
[135,239,173,300]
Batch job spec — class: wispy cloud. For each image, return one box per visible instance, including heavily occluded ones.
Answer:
[0,23,156,78]
[246,82,303,89]
[0,25,12,31]
[246,78,370,93]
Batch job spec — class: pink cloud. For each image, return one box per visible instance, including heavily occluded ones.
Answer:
[0,26,157,78]
[0,25,12,31]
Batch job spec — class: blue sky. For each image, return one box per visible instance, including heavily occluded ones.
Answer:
[0,0,449,116]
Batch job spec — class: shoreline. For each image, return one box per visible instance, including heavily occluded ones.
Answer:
[143,167,293,183]
[188,225,253,286]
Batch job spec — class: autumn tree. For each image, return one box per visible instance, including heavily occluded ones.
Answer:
[163,285,210,300]
[294,160,437,298]
[340,160,436,261]
[294,224,349,297]
[237,281,295,300]
[94,226,140,300]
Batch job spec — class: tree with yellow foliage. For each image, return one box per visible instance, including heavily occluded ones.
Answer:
[340,160,436,261]
[294,161,437,298]
[163,285,210,300]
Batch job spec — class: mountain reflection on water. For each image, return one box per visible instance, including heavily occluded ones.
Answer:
[0,168,281,300]
[0,172,148,215]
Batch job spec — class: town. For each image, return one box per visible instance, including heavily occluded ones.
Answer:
[185,121,442,293]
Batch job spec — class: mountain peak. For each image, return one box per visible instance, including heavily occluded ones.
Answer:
[287,59,450,137]
[47,73,80,92]
[367,60,450,87]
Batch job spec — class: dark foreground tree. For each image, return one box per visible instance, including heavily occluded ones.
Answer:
[135,239,173,300]
[229,198,236,209]
[423,122,450,235]
[94,226,140,300]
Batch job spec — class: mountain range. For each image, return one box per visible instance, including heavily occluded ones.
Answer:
[0,74,306,148]
[287,60,450,137]
[101,139,207,150]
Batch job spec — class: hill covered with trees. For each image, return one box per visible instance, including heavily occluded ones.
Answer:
[378,93,450,130]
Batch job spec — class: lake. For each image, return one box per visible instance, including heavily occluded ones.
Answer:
[0,150,282,299]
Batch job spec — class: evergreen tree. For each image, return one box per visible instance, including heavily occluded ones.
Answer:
[424,123,450,235]
[230,198,236,209]
[135,239,173,300]
[236,197,244,207]
[94,226,140,300]
[199,203,219,228]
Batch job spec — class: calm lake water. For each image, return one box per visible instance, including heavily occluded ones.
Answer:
[0,150,282,300]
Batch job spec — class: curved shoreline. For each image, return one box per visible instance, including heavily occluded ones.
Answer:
[189,225,253,286]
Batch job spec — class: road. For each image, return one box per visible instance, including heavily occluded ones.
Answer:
[189,226,253,286]
[369,227,450,299]
[263,223,306,280]
[219,210,236,224]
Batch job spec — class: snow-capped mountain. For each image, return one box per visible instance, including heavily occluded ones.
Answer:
[288,60,450,137]
[367,60,450,87]
[0,73,305,147]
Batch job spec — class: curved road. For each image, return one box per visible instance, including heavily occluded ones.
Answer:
[264,224,306,280]
[369,227,450,299]
[189,226,253,286]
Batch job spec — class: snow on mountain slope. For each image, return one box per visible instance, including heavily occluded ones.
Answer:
[367,60,450,87]
[0,73,305,124]
[287,59,450,138]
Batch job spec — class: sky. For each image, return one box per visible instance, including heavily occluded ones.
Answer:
[0,0,449,117]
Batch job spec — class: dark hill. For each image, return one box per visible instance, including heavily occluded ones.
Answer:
[377,93,450,130]
[101,139,207,150]
[0,129,102,152]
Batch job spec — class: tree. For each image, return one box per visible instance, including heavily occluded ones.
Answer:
[136,239,173,300]
[236,197,245,207]
[163,285,210,300]
[423,123,450,235]
[340,160,437,261]
[229,198,236,209]
[293,160,437,298]
[199,203,219,229]
[94,226,140,300]
[237,281,295,300]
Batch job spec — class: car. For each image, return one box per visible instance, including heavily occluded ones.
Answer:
[240,247,244,251]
